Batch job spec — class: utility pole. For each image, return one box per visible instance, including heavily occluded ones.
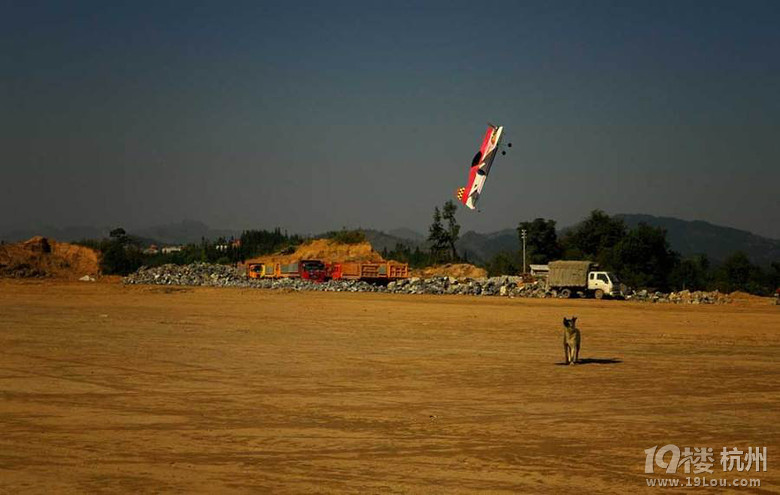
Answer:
[521,229,527,275]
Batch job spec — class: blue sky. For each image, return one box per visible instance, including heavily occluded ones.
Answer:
[2,0,779,237]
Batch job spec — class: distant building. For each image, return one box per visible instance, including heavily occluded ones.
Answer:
[216,238,240,252]
[161,246,183,254]
[142,244,159,255]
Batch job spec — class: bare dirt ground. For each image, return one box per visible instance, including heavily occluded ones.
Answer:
[0,280,778,493]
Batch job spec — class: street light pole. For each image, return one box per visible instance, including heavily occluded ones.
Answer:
[521,229,527,275]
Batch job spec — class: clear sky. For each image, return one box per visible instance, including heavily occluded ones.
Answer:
[2,0,779,237]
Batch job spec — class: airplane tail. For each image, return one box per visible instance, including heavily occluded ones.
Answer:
[455,187,466,203]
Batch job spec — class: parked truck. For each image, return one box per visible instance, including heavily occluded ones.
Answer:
[246,259,409,283]
[546,260,624,299]
[246,259,329,282]
[329,261,409,282]
[247,262,273,279]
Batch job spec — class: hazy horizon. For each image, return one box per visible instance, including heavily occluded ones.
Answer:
[3,1,779,238]
[2,212,779,243]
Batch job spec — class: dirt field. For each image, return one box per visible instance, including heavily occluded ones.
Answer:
[1,280,778,493]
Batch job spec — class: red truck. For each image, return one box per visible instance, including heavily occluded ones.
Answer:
[329,261,409,282]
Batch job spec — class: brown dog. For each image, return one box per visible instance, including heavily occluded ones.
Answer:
[562,317,581,365]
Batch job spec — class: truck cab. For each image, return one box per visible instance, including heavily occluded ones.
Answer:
[246,263,265,279]
[299,259,328,282]
[587,271,622,299]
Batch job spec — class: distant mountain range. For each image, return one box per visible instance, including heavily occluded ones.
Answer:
[615,214,780,267]
[360,229,424,253]
[2,215,777,266]
[0,220,240,247]
[133,220,240,245]
[0,224,110,243]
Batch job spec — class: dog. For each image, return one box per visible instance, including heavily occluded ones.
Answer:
[562,317,581,365]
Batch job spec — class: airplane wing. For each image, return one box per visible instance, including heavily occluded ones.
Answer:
[455,124,503,210]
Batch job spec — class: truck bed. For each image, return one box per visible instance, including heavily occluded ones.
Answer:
[547,260,594,287]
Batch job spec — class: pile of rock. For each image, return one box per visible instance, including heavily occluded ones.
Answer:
[124,263,244,287]
[123,263,732,304]
[123,264,387,292]
[386,276,550,297]
[624,288,731,304]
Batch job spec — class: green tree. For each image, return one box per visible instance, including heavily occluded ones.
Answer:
[238,228,302,261]
[427,201,461,263]
[561,210,626,263]
[485,251,521,277]
[442,200,461,262]
[670,254,710,291]
[609,222,677,290]
[714,252,766,294]
[384,243,433,268]
[518,218,561,264]
[428,206,448,263]
[100,227,143,275]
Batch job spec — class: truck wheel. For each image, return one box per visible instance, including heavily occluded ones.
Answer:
[594,289,604,300]
[560,288,571,299]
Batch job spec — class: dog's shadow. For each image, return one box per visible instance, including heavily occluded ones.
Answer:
[555,357,622,366]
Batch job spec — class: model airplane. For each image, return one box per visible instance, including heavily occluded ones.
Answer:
[455,123,509,210]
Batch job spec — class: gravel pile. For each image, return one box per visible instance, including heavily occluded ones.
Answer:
[123,263,731,304]
[387,276,549,297]
[625,289,731,304]
[124,263,244,287]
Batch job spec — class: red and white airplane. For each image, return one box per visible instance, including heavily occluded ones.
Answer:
[455,124,507,210]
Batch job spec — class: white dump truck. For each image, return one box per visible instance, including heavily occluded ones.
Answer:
[546,260,624,299]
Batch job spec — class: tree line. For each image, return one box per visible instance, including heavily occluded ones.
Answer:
[488,210,779,295]
[86,206,778,296]
[387,203,778,295]
[84,227,304,276]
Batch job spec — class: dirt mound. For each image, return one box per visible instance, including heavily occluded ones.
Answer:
[246,239,385,265]
[411,263,487,279]
[729,290,763,300]
[0,237,100,279]
[728,290,775,305]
